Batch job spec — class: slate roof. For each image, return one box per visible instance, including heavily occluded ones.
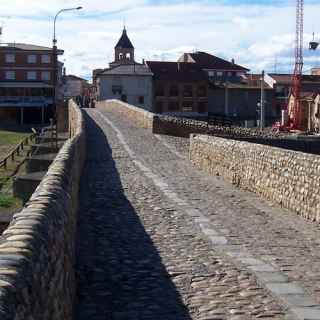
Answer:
[0,43,64,54]
[115,28,134,49]
[146,61,208,82]
[189,52,249,72]
[99,64,153,76]
[268,73,320,84]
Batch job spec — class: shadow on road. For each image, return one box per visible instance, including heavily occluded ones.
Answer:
[75,111,192,320]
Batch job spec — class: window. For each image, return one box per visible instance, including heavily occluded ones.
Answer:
[27,54,37,63]
[183,85,193,97]
[41,71,50,81]
[155,85,165,97]
[182,102,193,112]
[5,54,15,63]
[208,71,215,77]
[197,86,207,97]
[138,96,144,104]
[5,71,15,80]
[169,85,179,97]
[121,94,127,103]
[198,102,207,113]
[168,101,179,111]
[41,54,51,64]
[112,85,122,94]
[27,71,37,80]
[217,71,223,77]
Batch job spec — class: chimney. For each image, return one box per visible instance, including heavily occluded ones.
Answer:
[177,62,180,71]
[231,58,235,64]
[142,58,145,65]
[63,67,66,76]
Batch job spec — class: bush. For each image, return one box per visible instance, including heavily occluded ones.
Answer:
[0,194,15,208]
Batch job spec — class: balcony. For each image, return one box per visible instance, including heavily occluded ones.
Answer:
[0,96,53,108]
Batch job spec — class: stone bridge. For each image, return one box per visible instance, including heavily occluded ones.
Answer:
[1,100,320,320]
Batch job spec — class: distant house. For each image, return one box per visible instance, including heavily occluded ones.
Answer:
[63,74,88,98]
[0,42,64,124]
[95,27,153,111]
[265,73,320,113]
[287,91,320,131]
[146,61,209,115]
[207,74,276,125]
[96,64,153,110]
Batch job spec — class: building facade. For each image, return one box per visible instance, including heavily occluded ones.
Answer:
[0,43,63,124]
[96,28,153,111]
[97,65,153,110]
[146,61,209,116]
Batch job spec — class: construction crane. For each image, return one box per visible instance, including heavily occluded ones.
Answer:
[289,0,304,130]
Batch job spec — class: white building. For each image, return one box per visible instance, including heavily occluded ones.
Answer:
[95,27,153,111]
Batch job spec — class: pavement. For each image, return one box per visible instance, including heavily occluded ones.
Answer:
[75,108,320,320]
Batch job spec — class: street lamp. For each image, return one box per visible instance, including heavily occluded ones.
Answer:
[52,6,82,131]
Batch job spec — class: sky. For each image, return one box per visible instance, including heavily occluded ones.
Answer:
[1,0,320,80]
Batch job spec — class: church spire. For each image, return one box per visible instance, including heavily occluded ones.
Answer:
[113,26,135,65]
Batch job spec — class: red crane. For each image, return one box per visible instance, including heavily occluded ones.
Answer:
[290,0,304,129]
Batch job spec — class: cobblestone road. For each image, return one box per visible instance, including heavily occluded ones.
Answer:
[75,108,320,320]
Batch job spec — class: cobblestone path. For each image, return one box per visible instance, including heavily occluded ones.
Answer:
[75,108,320,320]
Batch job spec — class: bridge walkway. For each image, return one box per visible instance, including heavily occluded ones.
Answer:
[75,108,320,320]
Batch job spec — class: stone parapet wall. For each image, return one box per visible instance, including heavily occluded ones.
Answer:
[152,115,209,137]
[0,99,86,320]
[96,100,320,154]
[190,134,320,222]
[97,100,154,129]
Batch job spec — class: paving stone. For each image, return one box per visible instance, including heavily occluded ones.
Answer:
[255,272,289,284]
[283,295,319,308]
[291,307,320,320]
[74,109,297,320]
[248,264,277,272]
[266,283,305,295]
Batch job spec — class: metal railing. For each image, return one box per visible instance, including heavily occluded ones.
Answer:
[0,132,37,170]
[0,96,54,106]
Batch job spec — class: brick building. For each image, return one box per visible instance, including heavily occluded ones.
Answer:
[0,43,63,124]
[146,61,209,115]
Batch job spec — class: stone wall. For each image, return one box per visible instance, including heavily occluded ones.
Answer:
[97,99,320,154]
[0,99,86,320]
[190,134,320,222]
[152,115,209,138]
[96,100,154,129]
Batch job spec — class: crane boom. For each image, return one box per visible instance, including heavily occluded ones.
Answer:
[291,0,304,129]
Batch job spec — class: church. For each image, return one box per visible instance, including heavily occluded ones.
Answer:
[95,28,153,111]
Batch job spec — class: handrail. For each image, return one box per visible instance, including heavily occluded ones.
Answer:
[0,132,37,170]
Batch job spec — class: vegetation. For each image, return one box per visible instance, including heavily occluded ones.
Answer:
[0,129,31,214]
[0,129,30,156]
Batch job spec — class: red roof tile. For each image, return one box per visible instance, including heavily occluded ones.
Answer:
[189,52,249,72]
[146,61,208,82]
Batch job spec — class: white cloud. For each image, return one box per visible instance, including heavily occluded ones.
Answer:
[1,1,320,79]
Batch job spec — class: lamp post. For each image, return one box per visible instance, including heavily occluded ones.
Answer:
[52,6,82,132]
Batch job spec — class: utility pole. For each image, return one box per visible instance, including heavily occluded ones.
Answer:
[260,70,265,130]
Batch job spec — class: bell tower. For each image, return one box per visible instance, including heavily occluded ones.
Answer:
[113,27,135,66]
